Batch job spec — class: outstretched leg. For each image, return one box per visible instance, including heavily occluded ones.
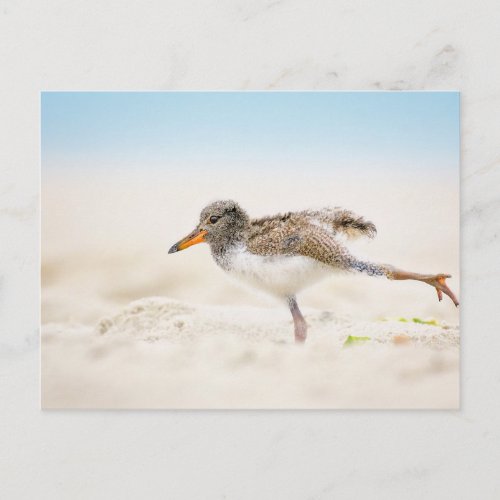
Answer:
[351,259,459,307]
[287,296,307,343]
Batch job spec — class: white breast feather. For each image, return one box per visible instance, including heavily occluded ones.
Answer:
[222,245,333,298]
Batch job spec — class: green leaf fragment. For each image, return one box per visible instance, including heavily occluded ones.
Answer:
[343,335,371,347]
[411,318,439,326]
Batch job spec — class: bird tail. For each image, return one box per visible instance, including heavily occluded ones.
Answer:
[330,209,377,239]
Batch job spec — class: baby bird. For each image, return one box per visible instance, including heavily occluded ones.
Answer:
[168,200,458,343]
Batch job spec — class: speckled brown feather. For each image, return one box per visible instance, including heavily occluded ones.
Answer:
[246,208,377,270]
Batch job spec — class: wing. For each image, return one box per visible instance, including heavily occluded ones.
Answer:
[282,225,356,270]
[247,210,360,270]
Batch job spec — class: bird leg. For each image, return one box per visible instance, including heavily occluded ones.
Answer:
[383,265,459,307]
[287,296,308,343]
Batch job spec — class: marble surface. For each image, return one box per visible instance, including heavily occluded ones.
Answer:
[1,0,500,498]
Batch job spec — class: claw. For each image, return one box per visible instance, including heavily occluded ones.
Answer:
[387,266,459,308]
[426,274,459,307]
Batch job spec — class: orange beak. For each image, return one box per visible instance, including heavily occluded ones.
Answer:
[168,228,208,253]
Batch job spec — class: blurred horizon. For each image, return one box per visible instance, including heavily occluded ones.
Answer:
[41,91,460,175]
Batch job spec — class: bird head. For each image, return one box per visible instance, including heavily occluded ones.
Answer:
[168,200,250,254]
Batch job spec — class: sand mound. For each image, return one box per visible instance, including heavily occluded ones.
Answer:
[95,296,459,348]
[42,297,459,409]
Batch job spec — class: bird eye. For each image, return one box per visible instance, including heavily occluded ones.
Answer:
[209,215,220,224]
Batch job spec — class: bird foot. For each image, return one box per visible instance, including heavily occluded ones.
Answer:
[422,274,459,307]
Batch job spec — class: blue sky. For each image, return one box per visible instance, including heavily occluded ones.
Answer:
[41,91,459,173]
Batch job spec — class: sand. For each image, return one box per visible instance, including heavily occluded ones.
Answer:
[41,169,460,409]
